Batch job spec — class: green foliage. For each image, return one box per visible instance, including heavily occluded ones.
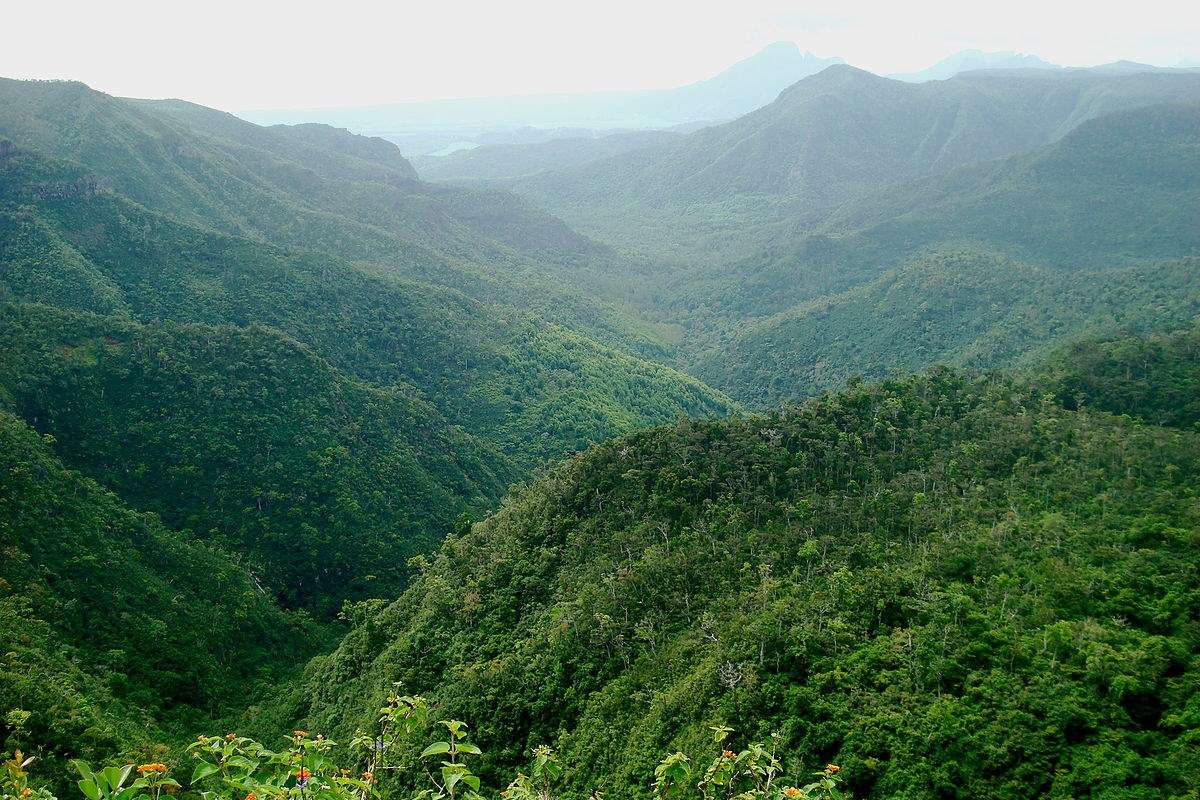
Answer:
[0,303,513,609]
[297,365,1200,799]
[0,410,323,791]
[1040,321,1200,429]
[705,251,1200,406]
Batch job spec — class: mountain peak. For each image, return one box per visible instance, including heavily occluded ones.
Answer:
[890,49,1057,82]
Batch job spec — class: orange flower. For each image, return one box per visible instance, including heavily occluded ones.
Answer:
[296,768,312,780]
[225,733,237,741]
[722,749,735,759]
[825,764,840,773]
[21,790,32,798]
[783,788,802,799]
[361,772,375,783]
[245,793,257,800]
[293,730,309,739]
[136,763,168,774]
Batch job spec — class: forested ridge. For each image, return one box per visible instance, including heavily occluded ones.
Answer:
[1,56,1199,800]
[289,344,1200,799]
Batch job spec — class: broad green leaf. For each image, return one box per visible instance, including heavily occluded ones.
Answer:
[190,763,220,784]
[421,742,452,758]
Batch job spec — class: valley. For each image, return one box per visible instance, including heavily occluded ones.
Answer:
[2,30,1199,800]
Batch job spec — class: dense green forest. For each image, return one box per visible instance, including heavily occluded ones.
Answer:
[2,55,1200,800]
[0,408,324,788]
[291,344,1200,799]
[0,302,514,609]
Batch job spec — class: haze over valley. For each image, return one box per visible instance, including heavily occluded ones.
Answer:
[2,3,1200,799]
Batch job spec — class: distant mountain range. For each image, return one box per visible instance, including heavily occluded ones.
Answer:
[242,45,1198,158]
[889,49,1059,81]
[503,64,1200,265]
[240,43,842,154]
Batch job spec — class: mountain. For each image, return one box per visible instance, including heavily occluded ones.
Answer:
[0,407,323,790]
[0,87,737,615]
[0,302,515,610]
[671,103,1200,403]
[889,49,1058,82]
[239,43,843,151]
[509,66,1200,266]
[0,74,742,795]
[291,338,1200,799]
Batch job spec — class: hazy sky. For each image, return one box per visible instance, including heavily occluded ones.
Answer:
[4,0,1199,111]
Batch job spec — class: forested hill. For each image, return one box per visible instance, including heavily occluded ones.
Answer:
[690,103,1200,405]
[507,65,1200,265]
[0,302,514,610]
[1042,324,1200,429]
[0,408,325,789]
[0,77,670,359]
[292,326,1200,799]
[0,79,737,794]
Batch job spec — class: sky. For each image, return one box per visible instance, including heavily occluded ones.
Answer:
[3,0,1199,111]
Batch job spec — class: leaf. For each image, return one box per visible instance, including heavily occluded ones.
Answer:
[456,743,481,755]
[77,779,100,800]
[102,766,126,792]
[421,742,452,758]
[190,763,220,784]
[71,761,96,784]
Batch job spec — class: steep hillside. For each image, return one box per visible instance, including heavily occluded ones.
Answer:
[292,359,1200,800]
[511,67,1200,264]
[0,143,733,467]
[825,102,1200,266]
[0,410,321,786]
[0,78,592,265]
[0,77,679,360]
[681,103,1200,403]
[0,303,514,610]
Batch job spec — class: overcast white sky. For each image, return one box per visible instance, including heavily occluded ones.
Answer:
[3,0,1199,111]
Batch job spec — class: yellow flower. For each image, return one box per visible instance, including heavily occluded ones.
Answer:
[825,764,840,773]
[136,763,168,774]
[293,730,309,739]
[783,788,802,799]
[21,789,33,798]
